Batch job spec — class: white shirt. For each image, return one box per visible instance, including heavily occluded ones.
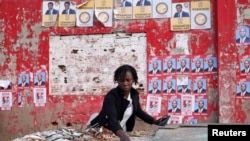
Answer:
[241,91,246,96]
[153,69,159,74]
[209,67,213,71]
[198,89,202,93]
[153,70,156,74]
[181,67,185,72]
[172,108,177,113]
[37,81,42,86]
[120,94,133,131]
[153,89,156,93]
[240,37,246,43]
[152,89,159,94]
[167,88,172,93]
[182,88,187,93]
[141,0,145,6]
[198,108,203,113]
[178,12,183,17]
[122,1,126,7]
[245,68,249,73]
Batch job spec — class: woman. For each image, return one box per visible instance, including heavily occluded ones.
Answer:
[88,64,168,141]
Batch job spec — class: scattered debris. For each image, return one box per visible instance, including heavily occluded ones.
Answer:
[12,127,155,141]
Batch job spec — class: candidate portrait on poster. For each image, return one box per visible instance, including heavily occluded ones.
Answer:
[193,79,207,94]
[187,119,198,124]
[148,79,162,94]
[163,58,176,73]
[204,56,217,72]
[148,59,162,75]
[163,79,176,94]
[42,1,59,27]
[168,98,181,113]
[194,99,207,113]
[177,76,191,94]
[240,58,250,74]
[34,72,46,86]
[135,0,152,6]
[236,82,250,97]
[176,57,190,73]
[146,95,162,116]
[173,3,190,18]
[191,58,204,73]
[118,0,132,7]
[236,25,250,46]
[18,74,30,87]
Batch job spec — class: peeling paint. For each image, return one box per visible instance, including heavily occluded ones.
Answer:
[0,0,222,140]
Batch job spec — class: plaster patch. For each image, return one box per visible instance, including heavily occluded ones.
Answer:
[49,33,146,95]
[175,33,190,54]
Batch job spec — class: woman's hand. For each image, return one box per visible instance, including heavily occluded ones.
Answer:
[116,129,130,141]
[154,115,170,126]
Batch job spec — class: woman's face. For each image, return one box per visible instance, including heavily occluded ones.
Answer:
[117,71,134,92]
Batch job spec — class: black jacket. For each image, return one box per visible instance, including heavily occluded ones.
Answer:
[90,86,155,133]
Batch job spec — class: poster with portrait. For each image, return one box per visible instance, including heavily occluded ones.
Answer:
[17,72,30,88]
[176,75,192,94]
[239,55,250,75]
[181,94,195,116]
[0,80,12,90]
[163,56,176,75]
[42,1,59,27]
[236,79,250,98]
[95,0,113,27]
[76,0,94,27]
[133,0,152,19]
[146,95,162,116]
[192,76,207,95]
[236,25,250,46]
[34,87,47,107]
[168,115,183,124]
[147,76,162,95]
[171,2,190,31]
[183,116,198,124]
[176,55,190,74]
[162,76,176,95]
[152,0,172,19]
[148,57,162,76]
[0,91,12,110]
[114,0,133,19]
[58,1,76,27]
[17,90,25,107]
[34,70,46,87]
[204,55,218,73]
[193,95,208,115]
[191,55,204,74]
[190,0,211,29]
[167,95,181,115]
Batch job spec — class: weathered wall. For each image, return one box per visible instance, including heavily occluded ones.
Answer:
[218,0,250,123]
[1,0,243,140]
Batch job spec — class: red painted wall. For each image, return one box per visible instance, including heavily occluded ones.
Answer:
[218,0,250,123]
[1,0,246,140]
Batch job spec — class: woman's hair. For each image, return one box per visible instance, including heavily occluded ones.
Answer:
[114,64,138,85]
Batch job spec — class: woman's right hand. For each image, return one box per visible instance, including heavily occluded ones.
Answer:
[116,129,130,141]
[120,134,130,141]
